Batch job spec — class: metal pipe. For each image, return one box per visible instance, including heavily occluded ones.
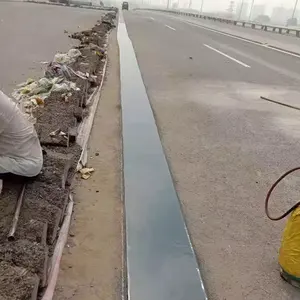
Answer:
[7,184,26,241]
[260,96,300,111]
[292,0,299,19]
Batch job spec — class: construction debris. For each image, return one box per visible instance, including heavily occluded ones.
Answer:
[79,167,95,179]
[0,10,116,300]
[53,49,82,65]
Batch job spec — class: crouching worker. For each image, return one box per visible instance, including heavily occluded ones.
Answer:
[0,90,43,178]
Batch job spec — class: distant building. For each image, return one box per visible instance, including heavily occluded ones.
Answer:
[236,1,249,20]
[250,4,265,21]
[68,0,92,5]
[172,2,178,9]
[271,7,293,25]
[227,1,235,14]
[226,1,235,18]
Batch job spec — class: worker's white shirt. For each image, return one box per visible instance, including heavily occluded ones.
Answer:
[0,90,43,176]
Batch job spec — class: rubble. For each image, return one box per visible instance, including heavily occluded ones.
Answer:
[0,10,116,299]
[79,167,95,179]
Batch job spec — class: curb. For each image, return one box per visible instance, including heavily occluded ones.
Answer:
[77,55,108,169]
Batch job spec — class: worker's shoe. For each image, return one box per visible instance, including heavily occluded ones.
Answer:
[280,268,300,289]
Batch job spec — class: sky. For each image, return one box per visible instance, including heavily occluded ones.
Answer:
[199,0,298,13]
[156,0,300,15]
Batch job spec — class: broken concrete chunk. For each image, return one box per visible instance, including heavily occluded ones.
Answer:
[79,167,95,180]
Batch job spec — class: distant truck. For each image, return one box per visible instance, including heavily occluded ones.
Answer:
[122,1,129,10]
[254,15,270,24]
[287,18,298,26]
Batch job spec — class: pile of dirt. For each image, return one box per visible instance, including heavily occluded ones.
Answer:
[15,219,48,245]
[0,261,39,300]
[0,10,116,300]
[25,181,68,211]
[0,240,48,285]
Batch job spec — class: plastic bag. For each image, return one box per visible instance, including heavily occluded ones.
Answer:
[29,78,52,96]
[279,206,300,280]
[51,81,79,93]
[45,62,72,79]
[53,49,81,65]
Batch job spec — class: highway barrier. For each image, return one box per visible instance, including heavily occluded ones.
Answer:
[146,9,300,38]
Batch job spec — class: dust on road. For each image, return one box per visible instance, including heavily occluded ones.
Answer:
[0,2,105,94]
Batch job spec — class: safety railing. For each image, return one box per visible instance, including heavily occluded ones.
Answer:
[148,9,300,38]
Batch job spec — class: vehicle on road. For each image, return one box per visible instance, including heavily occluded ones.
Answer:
[122,1,129,10]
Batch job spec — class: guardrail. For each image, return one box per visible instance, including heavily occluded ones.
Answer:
[148,9,300,38]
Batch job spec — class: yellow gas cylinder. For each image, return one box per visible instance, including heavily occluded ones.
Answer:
[265,167,300,288]
[279,206,300,287]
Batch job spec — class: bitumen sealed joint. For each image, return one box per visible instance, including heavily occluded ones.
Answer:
[118,12,207,300]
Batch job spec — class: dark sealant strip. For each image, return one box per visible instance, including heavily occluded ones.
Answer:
[118,13,207,300]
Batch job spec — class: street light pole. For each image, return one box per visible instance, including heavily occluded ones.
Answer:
[248,0,254,21]
[238,0,244,20]
[200,0,204,14]
[167,0,170,9]
[188,0,192,9]
[292,0,299,19]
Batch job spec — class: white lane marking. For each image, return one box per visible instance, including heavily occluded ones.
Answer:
[149,17,155,20]
[165,25,176,31]
[163,14,300,59]
[204,44,251,68]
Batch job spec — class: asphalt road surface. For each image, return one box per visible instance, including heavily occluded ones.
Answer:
[124,10,300,300]
[156,11,300,54]
[0,2,104,94]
